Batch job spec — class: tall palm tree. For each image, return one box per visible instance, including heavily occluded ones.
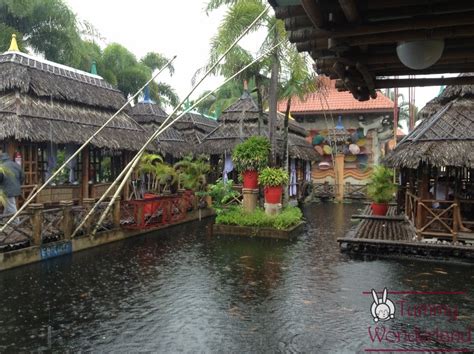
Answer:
[201,0,316,168]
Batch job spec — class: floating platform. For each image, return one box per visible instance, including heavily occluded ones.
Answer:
[338,205,474,262]
[212,221,305,240]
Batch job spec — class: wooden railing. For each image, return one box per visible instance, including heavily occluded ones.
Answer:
[404,191,459,242]
[344,183,368,199]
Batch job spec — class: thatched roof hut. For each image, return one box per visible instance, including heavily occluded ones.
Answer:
[0,51,147,151]
[130,101,189,157]
[199,91,317,161]
[384,83,474,169]
[174,111,219,147]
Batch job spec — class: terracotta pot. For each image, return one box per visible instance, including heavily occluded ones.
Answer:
[242,170,258,189]
[143,193,159,215]
[371,202,389,216]
[264,185,283,204]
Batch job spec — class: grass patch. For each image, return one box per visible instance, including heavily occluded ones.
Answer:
[215,206,303,230]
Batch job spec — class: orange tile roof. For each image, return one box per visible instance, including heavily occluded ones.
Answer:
[278,77,394,114]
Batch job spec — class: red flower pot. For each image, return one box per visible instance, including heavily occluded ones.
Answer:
[371,202,389,216]
[242,170,258,189]
[264,185,283,204]
[143,193,159,215]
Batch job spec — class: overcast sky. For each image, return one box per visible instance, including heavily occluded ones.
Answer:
[66,0,444,112]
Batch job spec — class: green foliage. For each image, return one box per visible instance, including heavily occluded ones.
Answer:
[174,155,210,192]
[206,178,241,214]
[0,165,12,207]
[215,205,302,230]
[258,167,289,186]
[232,136,270,172]
[367,165,398,203]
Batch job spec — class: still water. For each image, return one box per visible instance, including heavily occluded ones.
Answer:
[0,203,472,352]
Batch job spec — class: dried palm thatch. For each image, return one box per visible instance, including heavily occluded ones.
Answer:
[199,91,317,161]
[384,99,474,169]
[0,53,125,110]
[0,93,151,151]
[418,74,474,120]
[174,111,218,146]
[130,102,190,157]
[0,51,152,151]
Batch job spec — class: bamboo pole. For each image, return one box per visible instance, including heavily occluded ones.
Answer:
[0,56,177,233]
[71,8,275,238]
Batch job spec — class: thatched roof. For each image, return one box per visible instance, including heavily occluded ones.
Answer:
[199,91,317,161]
[130,102,190,157]
[174,111,219,146]
[384,99,474,169]
[0,51,151,151]
[0,52,125,110]
[418,76,474,121]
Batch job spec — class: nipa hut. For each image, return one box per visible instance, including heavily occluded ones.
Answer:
[0,35,150,204]
[384,81,474,242]
[129,92,189,160]
[173,110,219,147]
[199,89,317,199]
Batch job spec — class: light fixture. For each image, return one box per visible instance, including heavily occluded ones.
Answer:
[396,40,444,70]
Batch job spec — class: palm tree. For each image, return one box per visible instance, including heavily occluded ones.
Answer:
[201,0,316,167]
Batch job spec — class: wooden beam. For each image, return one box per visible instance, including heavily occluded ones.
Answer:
[274,5,306,20]
[374,76,474,88]
[284,15,312,31]
[367,1,474,20]
[356,62,376,99]
[300,0,324,28]
[342,25,474,47]
[373,65,474,77]
[300,12,474,40]
[338,0,360,23]
[367,0,449,10]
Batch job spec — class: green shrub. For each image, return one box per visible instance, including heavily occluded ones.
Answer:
[206,178,241,214]
[258,167,289,186]
[215,205,303,230]
[367,165,397,203]
[232,136,270,172]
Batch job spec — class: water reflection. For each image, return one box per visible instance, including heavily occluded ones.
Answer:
[0,203,472,352]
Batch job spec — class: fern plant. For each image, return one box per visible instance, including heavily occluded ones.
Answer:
[367,166,397,203]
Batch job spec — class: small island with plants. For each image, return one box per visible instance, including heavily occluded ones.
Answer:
[210,137,305,240]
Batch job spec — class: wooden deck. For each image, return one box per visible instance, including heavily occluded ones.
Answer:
[338,205,474,262]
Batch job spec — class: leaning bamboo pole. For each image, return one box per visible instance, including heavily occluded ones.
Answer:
[73,6,272,237]
[0,56,177,233]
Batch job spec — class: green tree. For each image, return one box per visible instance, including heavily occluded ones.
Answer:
[99,43,179,107]
[0,0,82,65]
[203,0,316,175]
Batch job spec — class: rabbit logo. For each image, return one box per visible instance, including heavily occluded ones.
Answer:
[370,288,395,322]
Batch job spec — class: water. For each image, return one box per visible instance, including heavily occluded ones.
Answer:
[0,203,472,352]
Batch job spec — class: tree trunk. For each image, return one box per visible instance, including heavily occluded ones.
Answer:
[283,97,291,205]
[268,56,279,167]
[256,75,264,136]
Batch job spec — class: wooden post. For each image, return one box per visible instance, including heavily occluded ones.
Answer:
[29,203,44,246]
[242,188,259,213]
[452,202,459,243]
[113,196,121,229]
[60,200,74,240]
[82,198,95,237]
[417,166,430,236]
[416,201,423,240]
[123,151,130,201]
[81,146,90,202]
[335,154,345,202]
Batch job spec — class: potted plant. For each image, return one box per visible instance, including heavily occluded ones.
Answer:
[232,136,270,189]
[367,165,397,216]
[258,167,289,204]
